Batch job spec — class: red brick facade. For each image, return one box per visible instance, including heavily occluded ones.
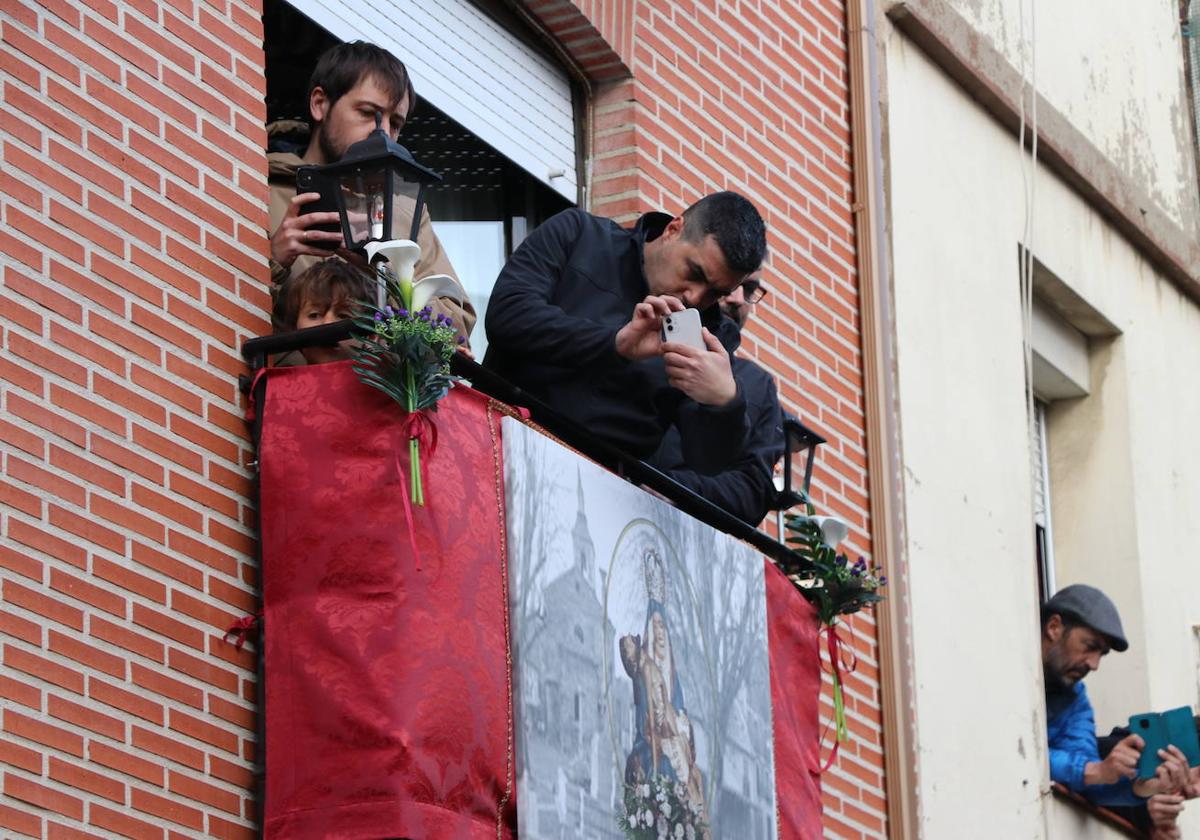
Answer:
[2,1,267,835]
[1,0,884,837]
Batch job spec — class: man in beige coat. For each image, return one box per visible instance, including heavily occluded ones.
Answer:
[267,40,475,348]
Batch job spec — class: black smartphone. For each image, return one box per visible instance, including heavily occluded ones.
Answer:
[295,166,343,252]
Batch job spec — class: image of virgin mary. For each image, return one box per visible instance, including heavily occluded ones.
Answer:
[619,550,708,823]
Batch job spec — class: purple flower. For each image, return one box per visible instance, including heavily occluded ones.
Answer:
[456,335,466,344]
[398,308,408,318]
[384,305,395,317]
[373,312,384,322]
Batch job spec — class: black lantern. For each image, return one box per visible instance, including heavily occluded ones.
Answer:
[305,112,442,252]
[775,415,827,510]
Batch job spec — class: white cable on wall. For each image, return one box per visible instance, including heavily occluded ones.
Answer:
[1017,0,1040,568]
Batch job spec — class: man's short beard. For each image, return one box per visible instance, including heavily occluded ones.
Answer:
[1044,666,1072,692]
[1043,646,1079,692]
[317,127,343,164]
[720,304,748,329]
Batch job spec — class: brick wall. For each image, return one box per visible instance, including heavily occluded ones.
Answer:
[535,1,890,836]
[0,1,268,836]
[1,0,885,836]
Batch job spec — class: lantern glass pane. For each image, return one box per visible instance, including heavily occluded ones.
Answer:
[387,176,422,241]
[338,170,389,249]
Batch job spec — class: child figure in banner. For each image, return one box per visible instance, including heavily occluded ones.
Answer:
[276,260,373,365]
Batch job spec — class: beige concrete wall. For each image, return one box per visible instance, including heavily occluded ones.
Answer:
[885,20,1200,838]
[947,0,1200,238]
[887,35,1051,839]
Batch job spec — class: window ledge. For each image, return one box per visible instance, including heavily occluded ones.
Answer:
[1050,783,1146,838]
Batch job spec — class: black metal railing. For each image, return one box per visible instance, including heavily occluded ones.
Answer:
[240,322,810,571]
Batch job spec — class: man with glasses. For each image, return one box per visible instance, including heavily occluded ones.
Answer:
[485,192,767,474]
[647,273,784,524]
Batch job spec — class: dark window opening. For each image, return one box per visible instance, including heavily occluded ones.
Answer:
[261,0,574,353]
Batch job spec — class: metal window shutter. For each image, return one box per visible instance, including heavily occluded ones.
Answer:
[288,0,577,202]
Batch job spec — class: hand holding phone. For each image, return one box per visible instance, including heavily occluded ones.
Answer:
[1130,707,1200,779]
[660,308,705,351]
[270,193,344,271]
[615,295,684,361]
[294,166,344,253]
[661,315,737,406]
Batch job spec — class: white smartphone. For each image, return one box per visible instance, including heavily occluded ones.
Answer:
[660,308,705,351]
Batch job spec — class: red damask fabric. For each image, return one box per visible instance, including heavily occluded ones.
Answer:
[765,564,824,840]
[257,362,822,839]
[259,363,517,839]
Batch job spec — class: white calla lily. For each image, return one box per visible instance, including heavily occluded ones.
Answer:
[365,239,421,308]
[411,273,467,312]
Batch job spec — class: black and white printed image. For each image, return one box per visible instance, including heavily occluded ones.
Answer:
[503,419,777,840]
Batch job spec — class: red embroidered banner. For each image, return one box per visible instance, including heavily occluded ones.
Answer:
[257,362,822,839]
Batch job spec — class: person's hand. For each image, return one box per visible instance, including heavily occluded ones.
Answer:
[1147,793,1185,826]
[662,328,737,406]
[1150,825,1182,840]
[615,295,683,361]
[1086,733,1142,785]
[1159,746,1191,792]
[270,192,343,270]
[1134,746,1191,797]
[1184,764,1200,799]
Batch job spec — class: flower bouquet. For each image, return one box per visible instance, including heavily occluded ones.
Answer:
[617,778,707,840]
[782,499,885,749]
[351,255,464,506]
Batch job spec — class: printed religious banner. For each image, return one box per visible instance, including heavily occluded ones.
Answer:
[503,419,778,840]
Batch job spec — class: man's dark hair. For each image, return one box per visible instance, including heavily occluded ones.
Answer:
[1040,607,1086,633]
[679,191,767,274]
[307,40,417,121]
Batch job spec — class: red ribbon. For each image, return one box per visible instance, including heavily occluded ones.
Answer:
[816,623,858,773]
[223,612,262,651]
[242,367,269,422]
[403,411,438,458]
[394,411,439,569]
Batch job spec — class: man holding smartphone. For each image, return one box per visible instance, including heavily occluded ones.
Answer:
[647,275,784,524]
[484,191,767,474]
[1042,585,1190,807]
[266,41,474,344]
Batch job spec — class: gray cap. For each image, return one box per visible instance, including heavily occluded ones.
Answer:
[1044,584,1128,652]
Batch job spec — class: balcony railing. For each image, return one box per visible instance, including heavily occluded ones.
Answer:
[240,319,815,576]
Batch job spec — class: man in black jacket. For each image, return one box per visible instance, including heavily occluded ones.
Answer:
[484,192,767,474]
[648,274,783,524]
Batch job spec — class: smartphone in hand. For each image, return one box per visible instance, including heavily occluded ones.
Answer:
[295,166,343,252]
[660,308,705,352]
[1129,706,1200,778]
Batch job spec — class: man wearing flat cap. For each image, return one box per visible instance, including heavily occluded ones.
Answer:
[1042,584,1188,806]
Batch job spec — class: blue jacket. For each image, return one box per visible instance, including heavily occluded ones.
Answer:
[1046,682,1143,806]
